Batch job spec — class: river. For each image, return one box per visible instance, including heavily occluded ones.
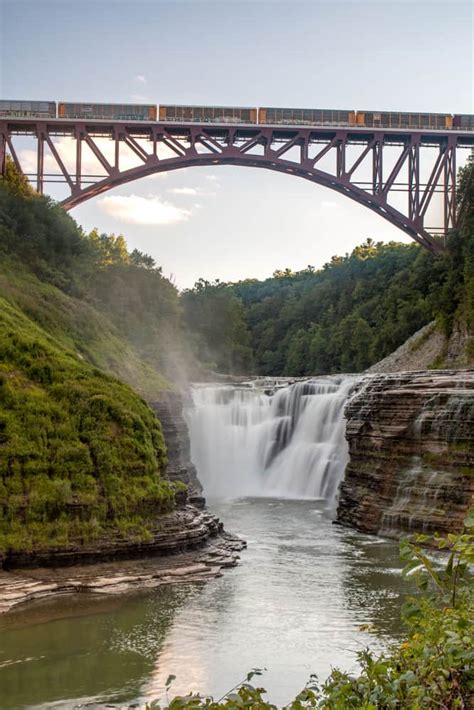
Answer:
[0,379,410,708]
[0,499,407,709]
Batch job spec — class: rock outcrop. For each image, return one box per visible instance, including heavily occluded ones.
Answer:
[3,505,244,569]
[0,525,245,614]
[337,370,474,538]
[151,391,204,506]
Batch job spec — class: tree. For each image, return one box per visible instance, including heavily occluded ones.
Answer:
[0,156,34,197]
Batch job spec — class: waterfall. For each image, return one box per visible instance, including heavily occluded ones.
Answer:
[184,376,355,502]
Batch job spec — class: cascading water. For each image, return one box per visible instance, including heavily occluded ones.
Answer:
[184,376,355,502]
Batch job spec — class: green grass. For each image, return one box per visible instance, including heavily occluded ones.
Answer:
[0,258,171,399]
[0,295,179,554]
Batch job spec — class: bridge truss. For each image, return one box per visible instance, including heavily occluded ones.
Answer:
[1,118,473,252]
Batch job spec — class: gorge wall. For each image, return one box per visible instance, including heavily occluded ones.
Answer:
[151,392,204,505]
[337,370,474,538]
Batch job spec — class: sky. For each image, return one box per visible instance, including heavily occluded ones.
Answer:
[1,0,473,288]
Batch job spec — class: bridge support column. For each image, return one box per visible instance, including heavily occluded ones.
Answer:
[444,138,457,237]
[75,130,83,191]
[408,137,420,223]
[0,123,6,177]
[36,125,45,194]
[372,134,383,194]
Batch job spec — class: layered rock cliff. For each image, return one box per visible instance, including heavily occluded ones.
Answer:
[337,370,474,538]
[4,505,226,569]
[150,392,204,504]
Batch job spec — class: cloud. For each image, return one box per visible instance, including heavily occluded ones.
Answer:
[321,200,337,208]
[168,187,198,196]
[98,194,191,226]
[136,74,147,84]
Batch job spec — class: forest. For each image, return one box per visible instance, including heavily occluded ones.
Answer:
[3,154,473,385]
[182,156,474,376]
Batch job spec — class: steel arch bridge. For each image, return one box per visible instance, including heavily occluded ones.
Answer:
[1,118,473,253]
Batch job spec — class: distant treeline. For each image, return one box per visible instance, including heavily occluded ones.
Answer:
[182,156,474,376]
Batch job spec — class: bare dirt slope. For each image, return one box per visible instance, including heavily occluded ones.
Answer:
[367,320,473,373]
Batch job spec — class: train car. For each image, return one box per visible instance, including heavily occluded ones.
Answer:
[0,100,56,119]
[58,102,157,121]
[159,105,257,124]
[258,107,356,126]
[357,111,452,130]
[453,114,474,130]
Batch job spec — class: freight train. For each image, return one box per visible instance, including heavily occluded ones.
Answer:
[1,100,473,131]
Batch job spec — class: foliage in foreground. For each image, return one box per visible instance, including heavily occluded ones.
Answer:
[147,515,474,709]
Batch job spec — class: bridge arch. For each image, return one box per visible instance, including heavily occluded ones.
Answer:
[2,120,469,253]
[61,152,439,253]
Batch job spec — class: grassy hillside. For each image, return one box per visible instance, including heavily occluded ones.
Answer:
[0,166,187,557]
[0,295,179,554]
[0,167,191,390]
[0,257,169,400]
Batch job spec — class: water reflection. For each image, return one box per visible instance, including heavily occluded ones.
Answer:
[0,587,192,709]
[0,499,409,708]
[138,499,408,706]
